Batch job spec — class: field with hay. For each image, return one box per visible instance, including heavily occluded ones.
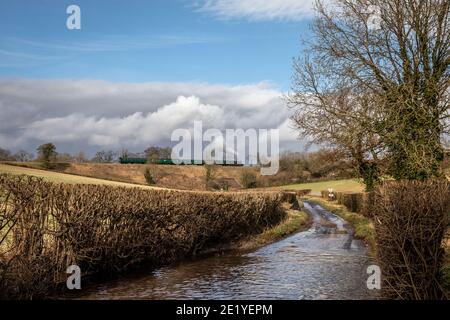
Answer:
[0,163,158,189]
[1,162,256,190]
[1,162,367,193]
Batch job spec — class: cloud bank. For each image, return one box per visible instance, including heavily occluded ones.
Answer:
[0,79,302,155]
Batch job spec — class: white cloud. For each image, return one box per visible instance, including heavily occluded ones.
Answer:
[197,0,315,21]
[0,79,305,154]
[22,96,226,148]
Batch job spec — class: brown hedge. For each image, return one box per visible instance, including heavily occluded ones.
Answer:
[321,190,368,216]
[0,174,285,299]
[296,189,311,196]
[335,192,364,213]
[373,180,450,300]
[360,192,375,218]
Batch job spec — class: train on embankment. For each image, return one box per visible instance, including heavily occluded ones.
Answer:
[119,157,243,166]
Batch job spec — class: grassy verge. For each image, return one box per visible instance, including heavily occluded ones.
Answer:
[280,179,364,196]
[304,196,376,256]
[239,203,311,251]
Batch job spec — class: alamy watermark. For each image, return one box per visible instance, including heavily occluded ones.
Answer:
[66,265,81,290]
[66,5,81,30]
[171,121,280,175]
[366,265,381,290]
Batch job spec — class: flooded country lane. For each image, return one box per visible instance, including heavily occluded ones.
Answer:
[78,202,379,300]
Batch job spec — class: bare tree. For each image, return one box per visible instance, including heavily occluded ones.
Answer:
[0,148,14,161]
[288,0,449,183]
[145,146,172,161]
[73,151,87,163]
[288,74,384,190]
[91,150,117,163]
[13,150,34,162]
[55,153,74,163]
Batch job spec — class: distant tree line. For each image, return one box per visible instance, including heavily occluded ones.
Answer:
[0,144,174,165]
[2,143,449,185]
[279,150,354,182]
[254,149,357,187]
[0,148,34,162]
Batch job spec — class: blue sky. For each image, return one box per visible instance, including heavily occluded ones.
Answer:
[0,0,313,89]
[0,0,317,154]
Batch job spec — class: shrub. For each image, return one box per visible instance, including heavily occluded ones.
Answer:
[204,165,215,189]
[219,180,230,191]
[280,191,297,204]
[339,193,363,213]
[360,192,375,218]
[333,192,365,213]
[373,180,450,299]
[144,168,156,185]
[240,170,258,189]
[0,174,285,299]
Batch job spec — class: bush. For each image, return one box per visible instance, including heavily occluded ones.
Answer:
[280,191,297,204]
[360,191,375,218]
[373,180,450,299]
[144,168,156,185]
[219,180,229,191]
[204,165,215,189]
[0,174,285,299]
[329,192,366,213]
[335,192,363,213]
[240,170,258,189]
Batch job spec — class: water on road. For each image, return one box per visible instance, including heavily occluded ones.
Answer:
[79,202,378,300]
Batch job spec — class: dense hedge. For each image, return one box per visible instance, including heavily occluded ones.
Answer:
[337,193,364,213]
[0,174,285,299]
[372,180,449,299]
[319,181,450,299]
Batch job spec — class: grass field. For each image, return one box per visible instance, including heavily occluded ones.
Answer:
[1,161,253,191]
[0,163,157,189]
[280,179,365,195]
[0,162,365,194]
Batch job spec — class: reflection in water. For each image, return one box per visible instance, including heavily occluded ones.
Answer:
[79,202,378,300]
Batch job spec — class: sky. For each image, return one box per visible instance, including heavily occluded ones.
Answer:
[0,0,318,156]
